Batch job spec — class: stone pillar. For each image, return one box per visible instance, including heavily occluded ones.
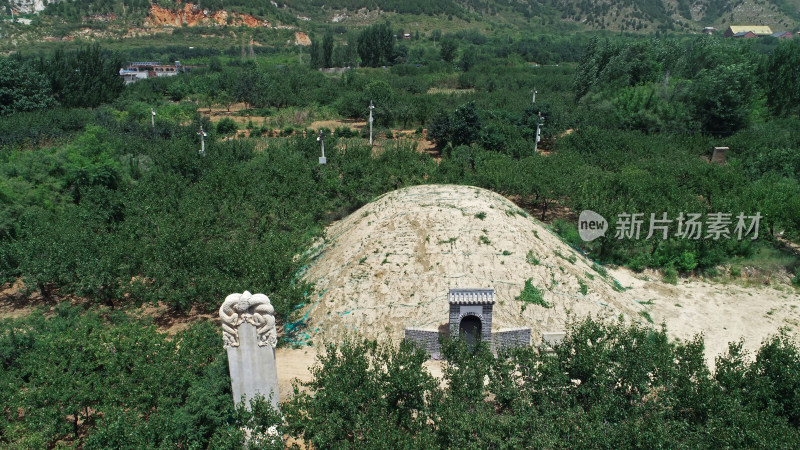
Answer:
[220,291,280,411]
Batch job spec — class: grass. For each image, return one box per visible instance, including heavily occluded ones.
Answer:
[742,247,797,272]
[438,237,457,245]
[555,250,577,264]
[526,250,540,265]
[502,250,512,256]
[663,267,678,285]
[475,212,486,220]
[479,235,491,245]
[578,279,588,296]
[638,311,654,324]
[592,263,608,278]
[517,278,551,310]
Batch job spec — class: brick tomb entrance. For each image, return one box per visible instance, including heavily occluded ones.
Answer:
[405,288,530,359]
[448,288,494,349]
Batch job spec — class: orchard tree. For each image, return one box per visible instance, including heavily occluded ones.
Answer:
[427,101,482,148]
[440,38,458,63]
[459,46,476,71]
[450,101,482,146]
[765,38,800,117]
[691,63,755,136]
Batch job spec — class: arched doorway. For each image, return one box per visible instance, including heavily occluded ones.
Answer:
[459,316,482,350]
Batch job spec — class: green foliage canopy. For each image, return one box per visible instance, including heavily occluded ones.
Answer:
[0,57,55,116]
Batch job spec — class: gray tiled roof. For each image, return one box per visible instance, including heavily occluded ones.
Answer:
[448,288,495,305]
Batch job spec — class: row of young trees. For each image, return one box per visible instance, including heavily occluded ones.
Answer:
[286,318,800,447]
[3,309,798,448]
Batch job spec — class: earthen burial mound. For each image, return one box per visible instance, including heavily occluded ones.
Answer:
[298,184,648,345]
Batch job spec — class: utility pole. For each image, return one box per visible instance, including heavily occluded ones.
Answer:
[317,130,326,164]
[531,87,537,105]
[534,112,544,153]
[198,126,207,157]
[151,108,156,131]
[368,100,375,147]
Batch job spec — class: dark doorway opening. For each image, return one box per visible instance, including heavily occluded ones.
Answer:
[459,316,482,350]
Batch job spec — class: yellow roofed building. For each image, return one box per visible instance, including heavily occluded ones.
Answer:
[724,26,773,37]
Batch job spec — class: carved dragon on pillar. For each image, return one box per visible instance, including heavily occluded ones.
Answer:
[219,291,277,348]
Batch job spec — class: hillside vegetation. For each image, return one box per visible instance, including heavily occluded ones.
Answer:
[2,0,798,48]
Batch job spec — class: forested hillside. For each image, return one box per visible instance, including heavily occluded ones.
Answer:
[3,0,798,35]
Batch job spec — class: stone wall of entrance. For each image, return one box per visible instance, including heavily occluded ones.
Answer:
[404,328,443,359]
[492,327,531,353]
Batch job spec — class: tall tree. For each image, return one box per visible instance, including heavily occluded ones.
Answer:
[0,57,55,115]
[322,33,334,68]
[691,63,755,136]
[357,22,394,67]
[765,38,800,118]
[36,45,124,108]
[309,36,323,69]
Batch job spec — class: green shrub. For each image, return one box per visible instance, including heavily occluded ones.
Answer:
[592,263,608,278]
[517,278,550,309]
[334,126,359,138]
[216,117,238,135]
[578,279,588,296]
[552,219,583,249]
[628,252,650,272]
[526,250,540,265]
[555,250,577,264]
[677,251,698,272]
[663,266,678,285]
